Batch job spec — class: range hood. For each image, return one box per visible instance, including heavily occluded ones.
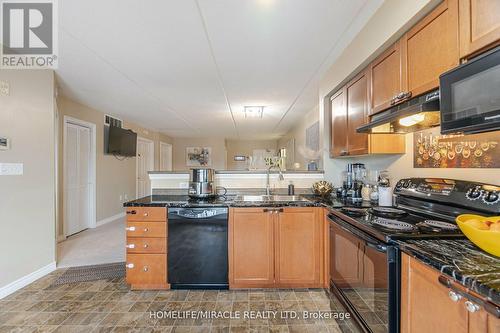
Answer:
[357,90,441,134]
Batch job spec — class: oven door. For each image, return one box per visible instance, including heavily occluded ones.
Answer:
[440,46,500,134]
[328,214,399,333]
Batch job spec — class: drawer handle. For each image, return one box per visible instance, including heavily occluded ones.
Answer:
[143,244,149,248]
[126,263,134,269]
[143,266,149,272]
[126,244,135,249]
[126,210,137,215]
[125,227,136,231]
[465,301,480,313]
[448,291,462,302]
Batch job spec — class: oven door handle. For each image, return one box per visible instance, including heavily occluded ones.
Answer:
[365,241,387,253]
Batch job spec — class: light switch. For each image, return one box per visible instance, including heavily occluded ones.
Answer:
[0,163,23,175]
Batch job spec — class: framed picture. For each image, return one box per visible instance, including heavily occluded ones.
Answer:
[186,147,212,167]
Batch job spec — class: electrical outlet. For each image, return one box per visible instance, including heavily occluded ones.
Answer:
[0,81,10,96]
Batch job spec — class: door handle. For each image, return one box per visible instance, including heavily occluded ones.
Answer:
[365,241,387,253]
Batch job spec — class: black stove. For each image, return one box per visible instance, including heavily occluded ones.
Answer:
[328,178,499,333]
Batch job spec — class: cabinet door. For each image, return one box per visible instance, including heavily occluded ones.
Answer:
[401,0,459,98]
[459,0,500,58]
[369,41,405,115]
[329,222,362,288]
[229,208,274,288]
[401,253,468,333]
[126,254,167,288]
[346,71,369,156]
[275,208,321,287]
[330,87,348,157]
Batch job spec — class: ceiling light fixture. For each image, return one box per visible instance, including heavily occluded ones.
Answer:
[243,106,264,119]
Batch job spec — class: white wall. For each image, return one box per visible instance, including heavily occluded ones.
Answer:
[318,0,498,187]
[172,137,227,171]
[0,70,56,293]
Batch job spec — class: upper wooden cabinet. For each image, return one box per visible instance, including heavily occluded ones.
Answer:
[459,0,500,58]
[369,41,405,115]
[330,87,347,157]
[401,0,460,98]
[330,71,405,157]
[229,207,324,289]
[346,72,370,156]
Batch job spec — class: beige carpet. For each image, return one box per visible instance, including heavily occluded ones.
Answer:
[57,218,125,268]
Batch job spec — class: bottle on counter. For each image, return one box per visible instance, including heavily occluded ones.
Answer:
[288,181,295,195]
[361,184,372,201]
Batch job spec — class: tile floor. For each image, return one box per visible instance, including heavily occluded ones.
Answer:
[0,270,362,333]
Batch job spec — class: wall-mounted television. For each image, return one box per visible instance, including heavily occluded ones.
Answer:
[106,125,137,157]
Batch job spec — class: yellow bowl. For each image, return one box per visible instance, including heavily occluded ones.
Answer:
[456,214,500,257]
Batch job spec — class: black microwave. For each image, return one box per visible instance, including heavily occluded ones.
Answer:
[439,46,500,134]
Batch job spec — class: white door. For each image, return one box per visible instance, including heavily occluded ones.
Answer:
[65,123,91,236]
[136,138,154,198]
[160,142,172,171]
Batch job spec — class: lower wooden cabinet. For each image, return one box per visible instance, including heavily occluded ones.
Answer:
[401,253,499,333]
[229,207,324,288]
[125,207,169,290]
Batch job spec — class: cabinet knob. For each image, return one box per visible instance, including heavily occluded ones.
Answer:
[144,228,149,232]
[465,301,480,313]
[143,244,149,248]
[126,263,134,269]
[126,244,135,249]
[448,291,462,302]
[144,212,149,216]
[125,227,136,231]
[143,266,149,272]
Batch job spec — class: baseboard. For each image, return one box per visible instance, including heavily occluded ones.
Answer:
[96,212,125,227]
[0,262,56,299]
[57,234,66,243]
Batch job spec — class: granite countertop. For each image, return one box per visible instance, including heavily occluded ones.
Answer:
[396,239,500,305]
[123,194,375,209]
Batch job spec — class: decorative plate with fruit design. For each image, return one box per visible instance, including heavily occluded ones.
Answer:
[456,214,500,257]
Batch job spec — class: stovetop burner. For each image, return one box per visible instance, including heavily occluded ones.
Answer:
[340,207,368,217]
[371,218,417,231]
[370,206,408,218]
[417,219,459,232]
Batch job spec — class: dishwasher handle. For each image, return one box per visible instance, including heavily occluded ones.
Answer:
[168,207,228,219]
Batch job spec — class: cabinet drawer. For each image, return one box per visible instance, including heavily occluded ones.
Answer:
[126,222,166,238]
[126,207,166,222]
[126,254,166,285]
[126,237,166,254]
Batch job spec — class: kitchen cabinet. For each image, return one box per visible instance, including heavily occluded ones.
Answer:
[125,207,169,290]
[401,253,499,333]
[275,207,321,286]
[346,71,370,156]
[330,87,347,157]
[229,208,275,288]
[369,41,405,115]
[459,0,500,59]
[329,71,405,157]
[400,0,459,98]
[229,207,324,288]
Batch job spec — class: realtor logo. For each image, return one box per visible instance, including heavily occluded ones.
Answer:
[1,0,58,68]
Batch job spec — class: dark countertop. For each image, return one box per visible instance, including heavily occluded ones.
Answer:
[123,194,374,209]
[396,239,500,305]
[148,170,324,174]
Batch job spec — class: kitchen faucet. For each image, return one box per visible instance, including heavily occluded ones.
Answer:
[266,163,284,196]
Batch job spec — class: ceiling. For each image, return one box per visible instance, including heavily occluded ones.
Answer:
[57,0,382,139]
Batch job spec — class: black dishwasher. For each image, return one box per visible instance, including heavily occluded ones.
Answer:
[167,207,228,289]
